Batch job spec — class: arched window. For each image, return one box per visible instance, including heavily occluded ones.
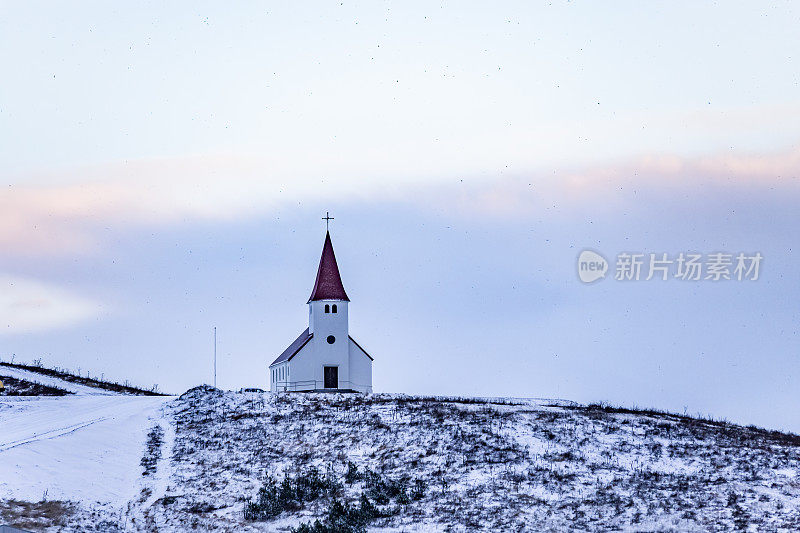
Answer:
[332,304,337,313]
[324,304,330,313]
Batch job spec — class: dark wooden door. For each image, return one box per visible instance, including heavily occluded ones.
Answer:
[324,366,338,389]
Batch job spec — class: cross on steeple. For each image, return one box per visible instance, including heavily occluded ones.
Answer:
[322,211,334,231]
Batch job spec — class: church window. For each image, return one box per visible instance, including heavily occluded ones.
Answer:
[327,335,336,344]
[332,304,337,313]
[325,304,330,313]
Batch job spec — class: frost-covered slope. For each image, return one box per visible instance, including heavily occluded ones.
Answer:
[0,366,118,396]
[3,387,800,531]
[0,362,164,396]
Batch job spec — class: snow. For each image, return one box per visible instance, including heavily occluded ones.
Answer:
[0,394,170,504]
[141,414,176,509]
[0,366,119,396]
[1,384,800,531]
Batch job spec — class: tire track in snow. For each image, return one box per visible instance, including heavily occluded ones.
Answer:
[0,416,109,451]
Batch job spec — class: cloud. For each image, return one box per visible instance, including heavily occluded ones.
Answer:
[0,275,102,335]
[1,152,437,256]
[2,145,799,256]
[442,146,800,219]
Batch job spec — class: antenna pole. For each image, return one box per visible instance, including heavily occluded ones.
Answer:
[213,326,217,388]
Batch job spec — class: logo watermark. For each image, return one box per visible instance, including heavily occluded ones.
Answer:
[578,251,762,283]
[577,250,609,283]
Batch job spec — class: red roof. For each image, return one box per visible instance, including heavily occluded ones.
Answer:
[308,231,350,302]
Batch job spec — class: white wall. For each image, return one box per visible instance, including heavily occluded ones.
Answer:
[283,342,316,391]
[348,337,373,393]
[270,299,372,393]
[269,361,291,392]
[308,299,350,388]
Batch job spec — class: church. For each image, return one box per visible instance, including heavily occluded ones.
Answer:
[269,228,373,393]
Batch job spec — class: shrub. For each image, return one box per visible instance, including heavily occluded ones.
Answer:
[244,467,341,521]
[292,494,379,533]
[410,478,426,501]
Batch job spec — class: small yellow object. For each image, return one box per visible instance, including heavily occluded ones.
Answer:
[0,379,4,391]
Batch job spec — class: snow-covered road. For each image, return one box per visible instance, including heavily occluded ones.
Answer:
[0,394,172,504]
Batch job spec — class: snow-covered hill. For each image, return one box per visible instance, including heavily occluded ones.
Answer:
[0,362,164,396]
[3,385,799,531]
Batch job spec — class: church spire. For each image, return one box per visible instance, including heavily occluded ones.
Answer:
[308,231,350,302]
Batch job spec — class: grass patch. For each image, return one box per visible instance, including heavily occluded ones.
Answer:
[0,499,76,530]
[141,424,165,476]
[0,375,72,396]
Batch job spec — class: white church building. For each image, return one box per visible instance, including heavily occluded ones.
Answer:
[269,230,373,393]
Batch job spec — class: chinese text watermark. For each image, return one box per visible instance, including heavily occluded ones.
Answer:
[578,251,762,283]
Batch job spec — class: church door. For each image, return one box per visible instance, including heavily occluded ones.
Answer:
[324,366,338,389]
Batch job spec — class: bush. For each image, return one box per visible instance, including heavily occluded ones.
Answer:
[246,462,424,527]
[292,494,379,533]
[346,463,415,506]
[244,467,341,521]
[411,478,426,501]
[344,461,360,484]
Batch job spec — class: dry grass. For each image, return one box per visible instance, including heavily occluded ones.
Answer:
[0,499,76,531]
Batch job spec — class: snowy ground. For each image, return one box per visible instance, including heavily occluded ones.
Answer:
[0,369,171,530]
[2,384,800,531]
[0,395,169,503]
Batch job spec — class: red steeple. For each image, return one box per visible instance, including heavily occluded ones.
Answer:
[308,231,350,302]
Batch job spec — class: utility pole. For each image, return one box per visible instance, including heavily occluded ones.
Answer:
[213,326,217,388]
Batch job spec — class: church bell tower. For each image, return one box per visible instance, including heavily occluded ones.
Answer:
[307,230,351,387]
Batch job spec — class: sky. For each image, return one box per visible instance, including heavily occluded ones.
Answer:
[1,2,799,431]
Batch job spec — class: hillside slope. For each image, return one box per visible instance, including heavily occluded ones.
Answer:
[23,386,799,532]
[0,362,165,396]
